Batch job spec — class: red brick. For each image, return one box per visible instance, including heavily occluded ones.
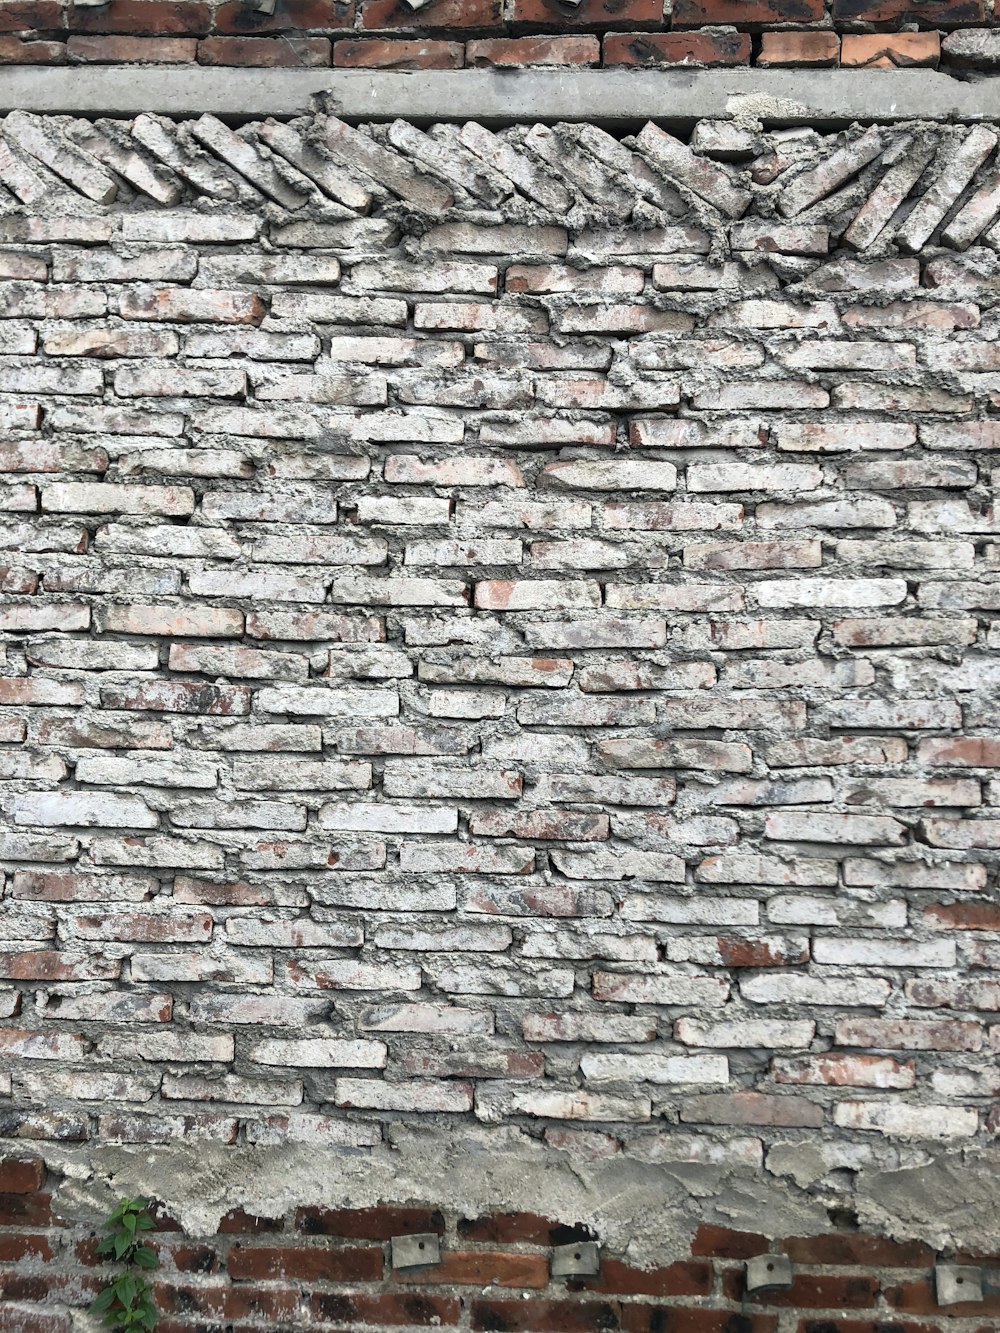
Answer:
[924,901,1000,930]
[784,1234,934,1267]
[623,1312,778,1333]
[717,937,810,967]
[297,1205,445,1240]
[0,1234,53,1262]
[0,680,82,707]
[919,737,1000,766]
[311,1291,462,1325]
[67,34,195,59]
[0,1192,52,1226]
[73,1237,102,1266]
[574,1258,712,1298]
[67,0,212,34]
[758,31,840,65]
[228,1244,383,1281]
[213,0,351,30]
[0,951,120,982]
[512,0,660,21]
[691,1224,770,1259]
[197,35,330,65]
[472,1298,621,1333]
[459,1212,595,1245]
[398,1250,549,1288]
[0,35,64,60]
[0,1157,44,1193]
[217,1209,285,1234]
[0,1274,62,1303]
[832,0,981,22]
[841,32,940,66]
[468,35,599,65]
[674,0,822,22]
[604,30,750,65]
[0,1,61,32]
[157,1241,220,1273]
[334,37,463,67]
[362,0,500,28]
[154,1281,300,1320]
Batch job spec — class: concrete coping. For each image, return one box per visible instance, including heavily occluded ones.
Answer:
[0,66,995,126]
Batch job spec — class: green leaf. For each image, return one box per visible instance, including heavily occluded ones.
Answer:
[123,1212,137,1234]
[133,1247,158,1270]
[136,1215,156,1231]
[114,1231,131,1260]
[89,1287,116,1314]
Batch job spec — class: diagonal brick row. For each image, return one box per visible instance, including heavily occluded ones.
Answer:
[3,112,1000,256]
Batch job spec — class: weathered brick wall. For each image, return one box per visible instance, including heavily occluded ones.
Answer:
[2,107,1000,1325]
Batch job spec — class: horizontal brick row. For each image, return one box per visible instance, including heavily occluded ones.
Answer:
[0,30,991,68]
[0,0,993,47]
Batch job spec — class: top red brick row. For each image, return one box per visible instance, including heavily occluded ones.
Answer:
[0,0,989,36]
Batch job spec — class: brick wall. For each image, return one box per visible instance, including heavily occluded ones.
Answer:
[4,1159,999,1331]
[2,107,1000,1320]
[2,0,1000,71]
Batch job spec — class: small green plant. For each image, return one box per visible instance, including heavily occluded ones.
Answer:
[89,1197,159,1331]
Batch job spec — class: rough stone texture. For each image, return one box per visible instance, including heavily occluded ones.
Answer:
[3,108,1000,1316]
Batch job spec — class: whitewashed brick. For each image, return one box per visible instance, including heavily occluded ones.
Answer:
[581,1053,729,1084]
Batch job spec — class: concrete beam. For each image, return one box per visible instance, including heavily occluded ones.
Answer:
[0,66,994,126]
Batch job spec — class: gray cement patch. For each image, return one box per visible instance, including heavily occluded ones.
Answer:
[0,67,995,126]
[44,1128,832,1264]
[43,1131,1000,1263]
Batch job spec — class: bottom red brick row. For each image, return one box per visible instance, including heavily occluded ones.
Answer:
[0,30,955,70]
[2,1171,995,1333]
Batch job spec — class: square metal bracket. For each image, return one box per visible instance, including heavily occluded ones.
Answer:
[745,1254,793,1293]
[936,1265,983,1306]
[390,1232,441,1270]
[551,1240,600,1278]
